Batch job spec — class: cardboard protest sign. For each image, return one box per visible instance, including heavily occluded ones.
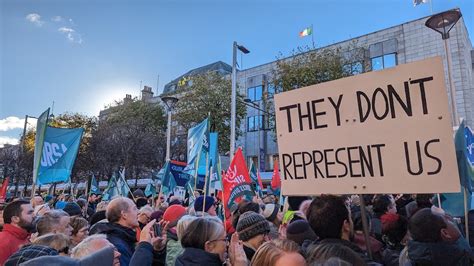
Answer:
[274,56,460,195]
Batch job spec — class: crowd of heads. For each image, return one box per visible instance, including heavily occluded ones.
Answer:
[0,189,471,266]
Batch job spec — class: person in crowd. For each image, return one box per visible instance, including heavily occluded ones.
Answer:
[405,193,434,218]
[87,193,99,217]
[30,196,44,210]
[262,193,276,204]
[371,194,397,240]
[231,200,261,230]
[380,213,408,266]
[63,202,83,217]
[33,203,50,217]
[285,220,317,246]
[36,210,72,236]
[288,196,310,212]
[298,199,312,218]
[76,198,88,217]
[33,233,70,255]
[138,206,154,230]
[236,211,270,261]
[351,207,383,262]
[176,217,247,266]
[306,195,370,262]
[166,215,197,266]
[89,200,108,226]
[250,239,306,266]
[21,246,116,266]
[0,199,35,264]
[401,208,474,265]
[262,203,282,240]
[194,196,217,216]
[168,195,183,206]
[70,216,89,247]
[305,242,366,266]
[93,196,140,265]
[395,194,414,217]
[71,234,122,265]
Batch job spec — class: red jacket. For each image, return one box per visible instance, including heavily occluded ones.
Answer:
[0,224,30,264]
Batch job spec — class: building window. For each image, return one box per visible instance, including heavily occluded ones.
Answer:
[247,85,263,102]
[247,115,264,132]
[267,83,282,98]
[371,53,396,71]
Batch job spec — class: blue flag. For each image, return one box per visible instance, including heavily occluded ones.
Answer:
[36,126,83,185]
[465,126,474,166]
[249,161,263,197]
[159,162,177,196]
[89,175,100,195]
[117,169,131,197]
[145,183,157,198]
[185,118,209,176]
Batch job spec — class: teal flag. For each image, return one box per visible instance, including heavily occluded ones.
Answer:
[118,169,131,197]
[440,120,474,216]
[184,118,209,176]
[249,161,263,197]
[144,183,156,198]
[33,108,50,184]
[159,162,177,196]
[102,174,120,201]
[89,175,101,195]
[36,126,83,185]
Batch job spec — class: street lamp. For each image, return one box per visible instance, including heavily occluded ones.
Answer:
[425,9,461,127]
[230,41,250,160]
[160,95,179,161]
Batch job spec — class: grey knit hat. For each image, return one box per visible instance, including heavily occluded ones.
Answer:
[236,211,270,241]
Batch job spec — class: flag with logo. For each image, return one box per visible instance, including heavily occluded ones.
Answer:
[102,174,120,201]
[33,108,50,184]
[36,126,84,185]
[299,26,313,37]
[222,148,255,212]
[89,175,100,195]
[0,177,9,203]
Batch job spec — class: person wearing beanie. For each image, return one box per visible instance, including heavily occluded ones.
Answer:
[286,220,318,246]
[262,203,282,240]
[193,196,217,216]
[63,202,83,217]
[163,205,187,266]
[236,211,270,261]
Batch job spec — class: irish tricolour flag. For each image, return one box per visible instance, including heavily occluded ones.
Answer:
[299,26,312,37]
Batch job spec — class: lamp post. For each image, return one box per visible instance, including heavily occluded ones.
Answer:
[230,41,250,160]
[160,96,179,161]
[425,9,461,127]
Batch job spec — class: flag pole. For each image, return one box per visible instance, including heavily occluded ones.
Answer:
[311,24,315,49]
[464,187,470,243]
[202,153,210,213]
[193,148,202,192]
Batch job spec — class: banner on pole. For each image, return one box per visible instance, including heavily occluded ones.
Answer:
[33,108,50,184]
[37,126,83,185]
[274,56,460,195]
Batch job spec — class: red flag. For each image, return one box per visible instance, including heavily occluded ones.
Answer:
[0,177,9,203]
[271,159,281,190]
[222,148,255,212]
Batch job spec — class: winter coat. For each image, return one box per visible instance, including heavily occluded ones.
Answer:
[0,224,31,264]
[166,232,183,266]
[175,247,222,266]
[94,222,137,266]
[5,244,58,266]
[403,239,474,266]
[130,242,154,266]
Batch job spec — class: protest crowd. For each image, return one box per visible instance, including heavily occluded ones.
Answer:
[0,189,472,266]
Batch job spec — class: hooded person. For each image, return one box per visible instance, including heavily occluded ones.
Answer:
[236,211,270,261]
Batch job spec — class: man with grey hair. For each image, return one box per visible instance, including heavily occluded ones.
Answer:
[138,205,153,230]
[71,234,121,265]
[36,210,72,236]
[91,197,139,265]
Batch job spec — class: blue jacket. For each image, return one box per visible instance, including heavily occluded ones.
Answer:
[175,248,222,266]
[130,242,154,266]
[96,222,137,266]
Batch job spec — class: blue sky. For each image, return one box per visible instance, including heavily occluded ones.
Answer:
[1,0,473,146]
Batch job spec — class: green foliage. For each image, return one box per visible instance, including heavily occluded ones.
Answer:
[174,72,247,154]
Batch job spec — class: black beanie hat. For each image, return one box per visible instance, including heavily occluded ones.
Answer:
[236,211,270,241]
[286,219,318,245]
[63,202,82,216]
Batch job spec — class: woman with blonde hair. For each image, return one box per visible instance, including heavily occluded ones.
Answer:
[251,239,306,266]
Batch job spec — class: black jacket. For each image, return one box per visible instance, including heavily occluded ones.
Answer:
[175,248,222,266]
[94,222,137,266]
[406,239,474,266]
